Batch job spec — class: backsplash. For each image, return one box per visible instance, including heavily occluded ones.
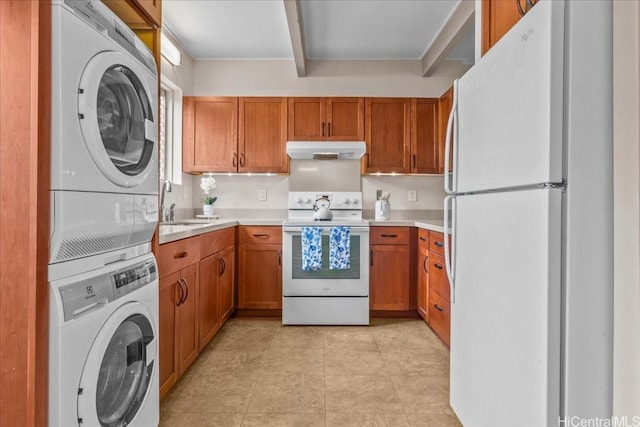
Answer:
[186,172,445,216]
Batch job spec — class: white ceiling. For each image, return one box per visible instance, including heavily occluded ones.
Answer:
[163,0,474,63]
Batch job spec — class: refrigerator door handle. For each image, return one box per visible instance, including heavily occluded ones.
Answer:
[444,79,459,195]
[444,195,456,303]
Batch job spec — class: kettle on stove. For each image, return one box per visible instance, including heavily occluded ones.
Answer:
[312,196,333,221]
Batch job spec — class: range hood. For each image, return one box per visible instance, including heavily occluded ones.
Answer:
[286,141,366,160]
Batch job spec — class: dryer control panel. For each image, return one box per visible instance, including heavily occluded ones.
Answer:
[58,258,157,321]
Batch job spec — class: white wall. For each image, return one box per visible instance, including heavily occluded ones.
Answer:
[193,59,455,97]
[613,0,640,418]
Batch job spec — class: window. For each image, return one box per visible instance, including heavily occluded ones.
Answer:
[159,76,183,185]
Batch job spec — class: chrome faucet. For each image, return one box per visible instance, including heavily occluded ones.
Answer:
[160,180,172,222]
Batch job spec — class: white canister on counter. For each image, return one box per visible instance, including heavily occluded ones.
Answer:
[375,200,390,220]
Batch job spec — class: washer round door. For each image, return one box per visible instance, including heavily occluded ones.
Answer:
[77,302,157,427]
[78,51,157,188]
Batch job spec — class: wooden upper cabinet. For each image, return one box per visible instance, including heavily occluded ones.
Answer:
[238,97,288,173]
[288,97,364,141]
[288,98,325,140]
[412,99,439,174]
[183,97,238,173]
[364,98,412,174]
[136,0,161,26]
[438,87,454,174]
[326,98,364,140]
[482,0,524,55]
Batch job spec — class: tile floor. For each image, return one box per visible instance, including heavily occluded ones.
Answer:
[160,318,462,427]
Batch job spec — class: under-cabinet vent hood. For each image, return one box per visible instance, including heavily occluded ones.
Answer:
[286,141,366,160]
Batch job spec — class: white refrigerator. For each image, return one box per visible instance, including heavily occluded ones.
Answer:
[444,1,613,426]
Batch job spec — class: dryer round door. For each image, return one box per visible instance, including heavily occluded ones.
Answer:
[77,302,157,427]
[78,51,157,188]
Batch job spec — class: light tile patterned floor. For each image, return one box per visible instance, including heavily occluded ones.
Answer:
[160,318,462,427]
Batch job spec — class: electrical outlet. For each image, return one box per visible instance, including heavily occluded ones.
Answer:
[408,189,417,202]
[258,189,267,201]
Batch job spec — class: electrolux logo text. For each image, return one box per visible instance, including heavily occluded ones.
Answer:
[559,416,640,427]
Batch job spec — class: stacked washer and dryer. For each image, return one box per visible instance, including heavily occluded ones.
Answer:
[49,1,160,426]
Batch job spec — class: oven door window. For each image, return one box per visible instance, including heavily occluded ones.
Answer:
[292,235,361,279]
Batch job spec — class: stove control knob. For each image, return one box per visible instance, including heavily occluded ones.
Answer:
[296,198,304,205]
[351,198,359,205]
[342,199,351,206]
[305,198,312,204]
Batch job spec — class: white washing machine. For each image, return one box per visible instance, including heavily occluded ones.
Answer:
[49,252,159,427]
[50,0,159,266]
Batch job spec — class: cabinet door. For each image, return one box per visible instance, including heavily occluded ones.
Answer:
[438,88,454,174]
[326,97,364,141]
[481,0,523,55]
[429,290,450,347]
[238,97,288,173]
[412,99,439,174]
[288,98,325,141]
[218,246,235,322]
[159,271,180,398]
[197,253,221,352]
[370,244,410,310]
[364,98,411,174]
[183,97,238,173]
[417,234,430,321]
[238,243,282,309]
[178,263,198,375]
[136,0,161,26]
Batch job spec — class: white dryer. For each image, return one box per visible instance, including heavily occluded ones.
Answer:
[49,252,159,427]
[50,0,159,265]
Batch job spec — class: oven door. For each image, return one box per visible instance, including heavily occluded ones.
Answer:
[282,226,369,297]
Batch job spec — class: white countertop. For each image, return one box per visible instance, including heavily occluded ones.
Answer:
[159,216,447,244]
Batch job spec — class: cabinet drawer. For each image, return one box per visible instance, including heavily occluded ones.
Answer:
[157,237,201,278]
[428,290,450,346]
[417,228,429,247]
[429,230,446,255]
[370,226,410,245]
[200,227,235,258]
[429,252,449,301]
[239,226,282,244]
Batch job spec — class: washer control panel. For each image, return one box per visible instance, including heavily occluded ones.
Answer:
[58,257,157,321]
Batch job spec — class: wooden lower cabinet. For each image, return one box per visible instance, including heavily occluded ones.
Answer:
[237,226,282,310]
[369,227,411,311]
[417,229,430,321]
[415,229,452,347]
[198,244,235,352]
[158,228,236,398]
[159,264,198,397]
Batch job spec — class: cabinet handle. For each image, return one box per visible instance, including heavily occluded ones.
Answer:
[434,263,443,270]
[419,237,427,242]
[322,122,325,137]
[233,152,238,167]
[218,258,225,276]
[239,153,245,167]
[174,251,188,259]
[328,122,331,137]
[423,256,429,273]
[434,241,444,248]
[278,250,282,266]
[253,233,269,238]
[412,154,416,170]
[370,250,373,267]
[381,234,398,238]
[176,279,184,307]
[181,278,190,303]
[365,153,370,169]
[433,303,444,312]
